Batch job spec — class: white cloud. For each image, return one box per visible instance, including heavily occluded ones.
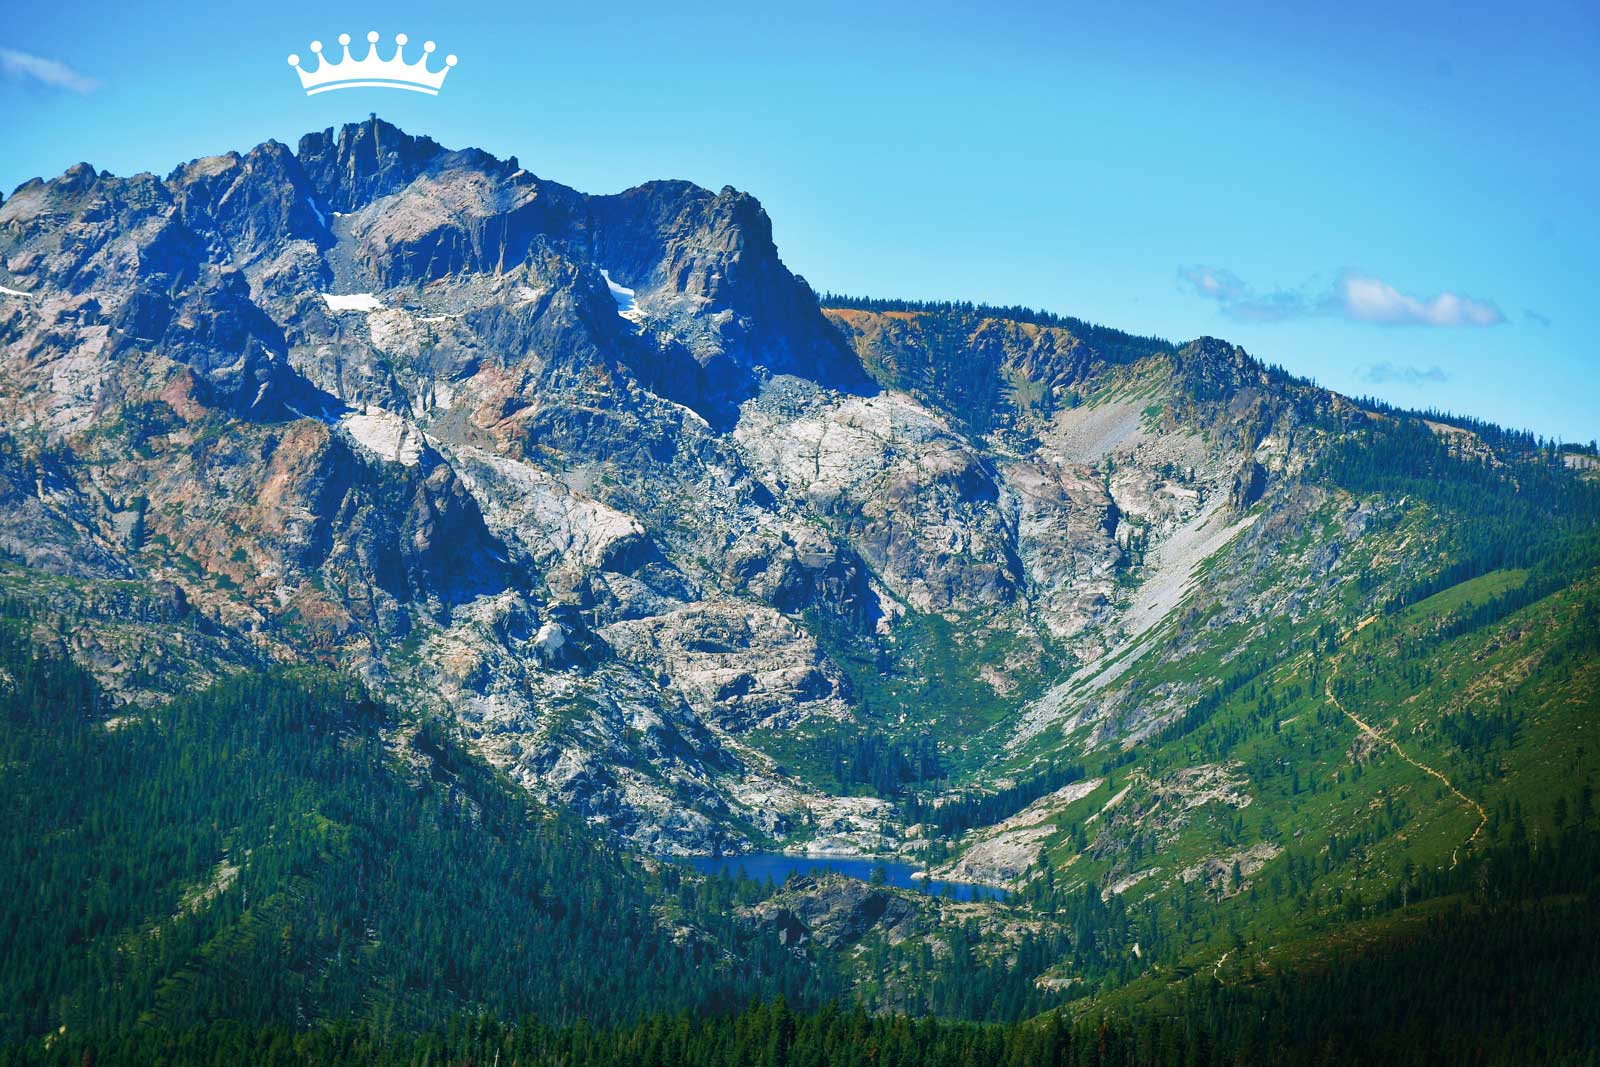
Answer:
[1339,274,1503,327]
[0,48,100,94]
[1179,265,1505,328]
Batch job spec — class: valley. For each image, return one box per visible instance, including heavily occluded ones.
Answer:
[0,117,1595,1060]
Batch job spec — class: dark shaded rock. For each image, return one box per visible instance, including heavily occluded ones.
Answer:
[296,118,451,214]
[1228,459,1266,512]
[400,457,519,608]
[528,602,608,670]
[1176,336,1262,402]
[147,269,329,419]
[595,183,874,422]
[169,141,331,263]
[741,874,921,950]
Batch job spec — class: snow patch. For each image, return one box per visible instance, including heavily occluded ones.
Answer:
[338,408,422,466]
[322,293,384,312]
[600,269,644,322]
[0,284,30,299]
[305,197,328,229]
[531,620,567,664]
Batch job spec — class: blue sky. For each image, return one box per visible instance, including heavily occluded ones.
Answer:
[3,0,1595,440]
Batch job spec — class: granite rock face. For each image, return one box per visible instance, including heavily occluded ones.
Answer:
[0,119,1336,853]
[741,874,923,950]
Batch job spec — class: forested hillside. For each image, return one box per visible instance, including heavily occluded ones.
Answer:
[6,864,1597,1065]
[0,600,829,1040]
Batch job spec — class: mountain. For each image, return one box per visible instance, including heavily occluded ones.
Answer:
[1,118,1597,1053]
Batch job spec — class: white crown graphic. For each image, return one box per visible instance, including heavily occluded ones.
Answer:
[288,32,457,96]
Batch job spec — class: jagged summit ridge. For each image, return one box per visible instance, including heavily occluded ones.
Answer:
[4,117,870,425]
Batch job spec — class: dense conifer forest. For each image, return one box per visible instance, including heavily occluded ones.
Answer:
[5,883,1596,1065]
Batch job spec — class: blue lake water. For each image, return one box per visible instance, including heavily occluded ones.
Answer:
[685,852,1007,902]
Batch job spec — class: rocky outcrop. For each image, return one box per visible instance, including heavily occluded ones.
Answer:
[170,141,332,266]
[1227,458,1266,512]
[296,120,452,214]
[597,183,874,424]
[734,384,1021,614]
[741,874,922,949]
[1173,336,1261,403]
[935,777,1104,886]
[1180,842,1282,897]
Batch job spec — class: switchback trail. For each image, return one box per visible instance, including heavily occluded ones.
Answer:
[1325,616,1487,869]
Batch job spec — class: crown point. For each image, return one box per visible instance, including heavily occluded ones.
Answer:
[291,31,457,93]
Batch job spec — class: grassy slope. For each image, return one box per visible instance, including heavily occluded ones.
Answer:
[1002,551,1599,1000]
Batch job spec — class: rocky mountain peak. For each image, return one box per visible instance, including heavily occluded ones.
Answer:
[280,116,873,425]
[296,117,452,214]
[1173,336,1264,401]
